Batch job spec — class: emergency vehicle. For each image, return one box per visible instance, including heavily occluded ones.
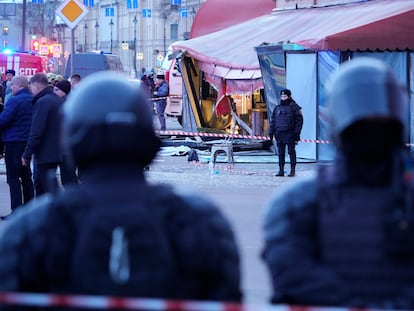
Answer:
[0,52,45,78]
[161,46,183,122]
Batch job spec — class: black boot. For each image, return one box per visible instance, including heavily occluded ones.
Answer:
[276,166,284,176]
[288,156,296,177]
[288,161,296,177]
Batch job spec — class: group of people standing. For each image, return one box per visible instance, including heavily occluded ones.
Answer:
[0,72,81,219]
[0,58,413,310]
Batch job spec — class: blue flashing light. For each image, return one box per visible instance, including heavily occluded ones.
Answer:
[2,48,14,54]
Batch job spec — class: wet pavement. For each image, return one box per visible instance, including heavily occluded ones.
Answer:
[147,153,319,304]
[0,146,322,304]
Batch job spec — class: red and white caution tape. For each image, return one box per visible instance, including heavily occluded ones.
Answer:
[149,95,182,101]
[0,291,303,310]
[0,291,374,311]
[157,130,329,144]
[157,130,277,141]
[0,291,242,310]
[158,130,414,147]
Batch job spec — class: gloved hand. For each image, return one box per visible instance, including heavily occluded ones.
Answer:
[269,134,274,140]
[295,134,300,142]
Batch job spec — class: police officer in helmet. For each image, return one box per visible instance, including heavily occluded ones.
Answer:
[0,73,242,306]
[262,58,414,308]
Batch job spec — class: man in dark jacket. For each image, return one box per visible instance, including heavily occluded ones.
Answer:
[263,58,414,309]
[0,73,241,309]
[22,73,63,196]
[268,89,303,176]
[0,75,34,216]
[153,73,169,131]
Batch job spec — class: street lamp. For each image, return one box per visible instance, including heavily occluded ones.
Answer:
[109,19,114,53]
[84,23,88,52]
[132,15,137,78]
[162,13,167,55]
[2,26,8,49]
[94,21,99,50]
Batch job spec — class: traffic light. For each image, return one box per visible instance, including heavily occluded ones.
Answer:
[31,39,40,52]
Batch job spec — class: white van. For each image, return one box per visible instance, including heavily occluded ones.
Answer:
[161,46,183,120]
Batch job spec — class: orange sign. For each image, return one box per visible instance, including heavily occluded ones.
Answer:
[56,0,88,29]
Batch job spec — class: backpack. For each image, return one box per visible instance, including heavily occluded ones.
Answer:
[318,160,414,258]
[67,184,181,297]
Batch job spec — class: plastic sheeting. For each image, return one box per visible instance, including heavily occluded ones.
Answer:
[287,53,317,161]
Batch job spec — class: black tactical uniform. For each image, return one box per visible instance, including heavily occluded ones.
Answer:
[269,89,303,176]
[263,58,414,309]
[0,73,242,310]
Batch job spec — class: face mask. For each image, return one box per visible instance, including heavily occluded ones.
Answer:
[339,120,403,185]
[280,98,292,105]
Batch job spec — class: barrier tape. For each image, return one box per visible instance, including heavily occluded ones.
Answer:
[149,95,182,101]
[0,292,248,310]
[157,130,414,148]
[156,130,329,144]
[157,130,279,142]
[0,291,308,310]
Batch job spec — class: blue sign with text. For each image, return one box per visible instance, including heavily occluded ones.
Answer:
[142,9,152,18]
[179,8,187,17]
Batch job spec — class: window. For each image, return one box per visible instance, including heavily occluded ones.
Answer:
[170,23,178,40]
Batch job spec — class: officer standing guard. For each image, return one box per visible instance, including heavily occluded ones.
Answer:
[268,89,303,176]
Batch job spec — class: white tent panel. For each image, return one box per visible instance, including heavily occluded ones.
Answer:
[287,53,317,160]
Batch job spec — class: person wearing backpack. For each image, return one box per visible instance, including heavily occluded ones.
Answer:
[0,73,242,307]
[262,58,414,309]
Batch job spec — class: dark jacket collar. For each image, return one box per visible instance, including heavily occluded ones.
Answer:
[33,86,54,104]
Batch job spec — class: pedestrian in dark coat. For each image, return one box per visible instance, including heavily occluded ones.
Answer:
[22,73,63,196]
[268,89,303,176]
[54,79,79,186]
[0,75,34,215]
[153,74,169,131]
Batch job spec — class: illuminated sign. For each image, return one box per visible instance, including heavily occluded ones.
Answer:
[39,44,49,55]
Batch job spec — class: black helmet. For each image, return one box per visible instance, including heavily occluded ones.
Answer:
[62,72,161,167]
[326,57,408,145]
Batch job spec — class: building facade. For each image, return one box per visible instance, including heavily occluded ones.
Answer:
[0,0,205,77]
[80,0,205,77]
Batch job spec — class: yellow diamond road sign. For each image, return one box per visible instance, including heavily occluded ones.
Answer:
[56,0,88,29]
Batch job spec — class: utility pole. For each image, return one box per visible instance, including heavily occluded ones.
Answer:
[84,23,88,51]
[162,13,167,54]
[22,0,27,50]
[109,19,114,53]
[133,15,137,78]
[95,21,99,50]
